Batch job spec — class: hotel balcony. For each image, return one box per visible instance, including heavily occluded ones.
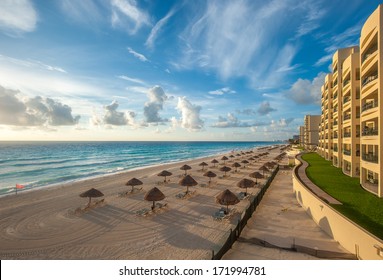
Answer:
[343,149,351,156]
[343,95,351,105]
[343,132,351,138]
[362,74,378,88]
[361,99,378,113]
[362,43,377,64]
[333,147,338,152]
[362,153,379,163]
[362,128,378,137]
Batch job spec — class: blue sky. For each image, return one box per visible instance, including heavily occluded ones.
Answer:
[0,0,381,141]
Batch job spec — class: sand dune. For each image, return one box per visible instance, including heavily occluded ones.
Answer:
[0,146,284,259]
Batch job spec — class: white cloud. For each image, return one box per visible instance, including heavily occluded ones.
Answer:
[145,8,176,49]
[0,0,38,35]
[176,97,203,131]
[0,85,80,126]
[208,87,236,95]
[211,112,269,128]
[314,23,362,67]
[118,75,146,85]
[143,86,168,123]
[60,0,103,26]
[285,72,326,105]
[257,101,276,115]
[314,54,333,67]
[177,0,324,89]
[111,0,150,34]
[295,1,326,37]
[278,118,294,127]
[127,47,149,62]
[95,100,136,126]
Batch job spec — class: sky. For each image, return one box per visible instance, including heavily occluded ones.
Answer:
[0,0,381,141]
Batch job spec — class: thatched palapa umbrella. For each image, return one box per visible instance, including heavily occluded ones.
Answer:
[232,162,241,172]
[80,188,104,206]
[216,189,240,214]
[221,156,229,165]
[249,171,263,184]
[237,178,255,195]
[144,187,165,210]
[211,159,219,167]
[265,161,277,169]
[126,178,143,192]
[203,170,217,184]
[180,164,192,175]
[241,159,249,168]
[229,155,235,159]
[220,166,232,177]
[199,162,208,171]
[179,174,198,194]
[259,165,270,176]
[157,170,172,182]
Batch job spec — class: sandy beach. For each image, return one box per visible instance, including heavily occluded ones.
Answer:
[0,145,285,260]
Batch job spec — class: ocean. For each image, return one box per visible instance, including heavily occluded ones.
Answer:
[0,141,283,195]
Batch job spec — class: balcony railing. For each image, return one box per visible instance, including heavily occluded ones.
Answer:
[362,154,379,163]
[343,79,350,87]
[343,132,351,138]
[362,128,378,136]
[343,115,351,121]
[361,100,378,112]
[333,80,338,87]
[343,96,350,104]
[362,45,378,63]
[362,74,378,87]
[343,150,351,156]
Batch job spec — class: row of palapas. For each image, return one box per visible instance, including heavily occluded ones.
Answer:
[78,151,282,214]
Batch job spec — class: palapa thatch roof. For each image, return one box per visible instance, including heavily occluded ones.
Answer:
[126,177,143,186]
[203,170,217,178]
[232,162,241,168]
[249,171,263,179]
[236,178,256,189]
[216,189,240,206]
[180,164,192,171]
[80,188,104,198]
[219,166,232,172]
[144,187,165,202]
[158,170,172,177]
[179,174,198,186]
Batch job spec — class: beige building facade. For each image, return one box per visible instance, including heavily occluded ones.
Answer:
[360,5,382,197]
[303,115,320,150]
[318,4,383,198]
[299,126,305,147]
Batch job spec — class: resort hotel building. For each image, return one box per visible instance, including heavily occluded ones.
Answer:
[303,115,320,150]
[317,4,383,198]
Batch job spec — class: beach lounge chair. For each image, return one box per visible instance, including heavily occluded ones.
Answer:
[213,210,226,221]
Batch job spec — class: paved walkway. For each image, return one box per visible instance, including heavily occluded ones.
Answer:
[222,169,351,260]
[295,154,341,204]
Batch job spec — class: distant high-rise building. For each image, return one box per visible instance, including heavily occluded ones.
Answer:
[304,115,320,150]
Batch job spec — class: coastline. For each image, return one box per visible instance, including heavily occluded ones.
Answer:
[0,144,286,259]
[0,141,283,195]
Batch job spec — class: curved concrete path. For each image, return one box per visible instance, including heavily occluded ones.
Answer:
[295,154,341,205]
[222,168,351,260]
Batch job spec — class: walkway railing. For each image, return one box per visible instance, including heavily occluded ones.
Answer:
[211,165,280,259]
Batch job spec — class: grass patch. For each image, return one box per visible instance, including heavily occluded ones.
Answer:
[302,152,383,240]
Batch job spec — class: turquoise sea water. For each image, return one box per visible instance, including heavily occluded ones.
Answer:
[0,141,283,194]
